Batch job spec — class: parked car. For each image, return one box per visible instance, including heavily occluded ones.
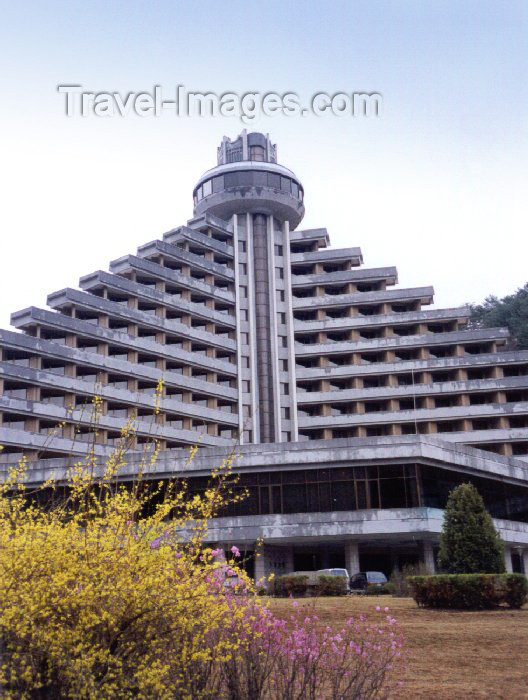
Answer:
[349,571,388,594]
[316,568,351,592]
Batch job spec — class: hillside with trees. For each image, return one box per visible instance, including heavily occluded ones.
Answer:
[469,283,528,349]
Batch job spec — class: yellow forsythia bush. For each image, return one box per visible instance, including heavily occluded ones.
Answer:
[0,440,254,699]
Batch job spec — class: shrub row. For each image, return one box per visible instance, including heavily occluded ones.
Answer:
[409,573,528,609]
[271,574,348,597]
[366,583,392,596]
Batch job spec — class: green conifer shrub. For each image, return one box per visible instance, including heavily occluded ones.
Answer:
[438,483,505,574]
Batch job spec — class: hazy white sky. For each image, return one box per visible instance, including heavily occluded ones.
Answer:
[0,0,526,327]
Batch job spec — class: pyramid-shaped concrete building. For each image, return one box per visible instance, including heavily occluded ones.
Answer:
[2,130,528,576]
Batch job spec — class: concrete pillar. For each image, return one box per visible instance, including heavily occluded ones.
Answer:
[254,544,267,585]
[498,443,513,457]
[423,541,436,573]
[504,546,513,573]
[522,549,528,576]
[345,541,360,575]
[284,546,294,574]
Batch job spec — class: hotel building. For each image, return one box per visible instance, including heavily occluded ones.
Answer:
[2,131,528,576]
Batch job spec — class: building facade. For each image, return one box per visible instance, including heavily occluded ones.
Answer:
[1,130,528,576]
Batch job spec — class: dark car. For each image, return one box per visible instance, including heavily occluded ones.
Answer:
[349,571,388,594]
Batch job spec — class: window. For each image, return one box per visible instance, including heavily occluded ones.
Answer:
[280,177,291,194]
[239,262,247,275]
[202,179,212,197]
[277,312,286,324]
[281,383,289,395]
[275,266,284,279]
[250,145,265,161]
[212,176,224,193]
[227,147,243,163]
[275,244,284,256]
[268,173,281,189]
[204,464,425,518]
[277,290,285,302]
[238,240,246,252]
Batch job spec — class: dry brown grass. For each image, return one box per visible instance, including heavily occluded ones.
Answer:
[269,596,528,699]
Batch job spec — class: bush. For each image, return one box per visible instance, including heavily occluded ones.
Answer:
[390,562,430,597]
[504,574,528,609]
[0,412,406,698]
[366,583,392,596]
[0,448,257,698]
[438,483,505,574]
[272,574,309,597]
[315,575,348,596]
[409,574,528,610]
[221,602,406,700]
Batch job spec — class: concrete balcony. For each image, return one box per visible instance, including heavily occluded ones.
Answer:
[291,246,363,267]
[186,212,233,238]
[297,399,528,429]
[136,239,234,281]
[294,327,509,357]
[297,373,528,405]
[292,286,434,311]
[0,363,238,424]
[441,427,528,450]
[163,226,234,258]
[0,395,234,446]
[0,338,237,398]
[296,350,528,381]
[0,426,112,457]
[109,254,234,304]
[291,266,398,289]
[6,312,237,376]
[294,306,470,333]
[44,288,235,352]
[289,227,330,248]
[0,419,228,458]
[80,270,235,328]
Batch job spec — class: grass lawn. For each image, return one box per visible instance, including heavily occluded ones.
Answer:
[269,596,528,699]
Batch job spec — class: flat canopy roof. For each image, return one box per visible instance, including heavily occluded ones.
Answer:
[5,434,528,488]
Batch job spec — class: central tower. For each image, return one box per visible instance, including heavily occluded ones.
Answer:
[193,131,305,443]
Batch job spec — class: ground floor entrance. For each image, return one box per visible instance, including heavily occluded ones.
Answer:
[224,539,439,581]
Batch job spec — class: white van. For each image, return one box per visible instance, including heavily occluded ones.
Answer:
[316,568,351,592]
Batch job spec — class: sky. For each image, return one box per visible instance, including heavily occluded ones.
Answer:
[0,0,526,327]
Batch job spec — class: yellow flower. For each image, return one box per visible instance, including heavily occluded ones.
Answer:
[0,435,257,698]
